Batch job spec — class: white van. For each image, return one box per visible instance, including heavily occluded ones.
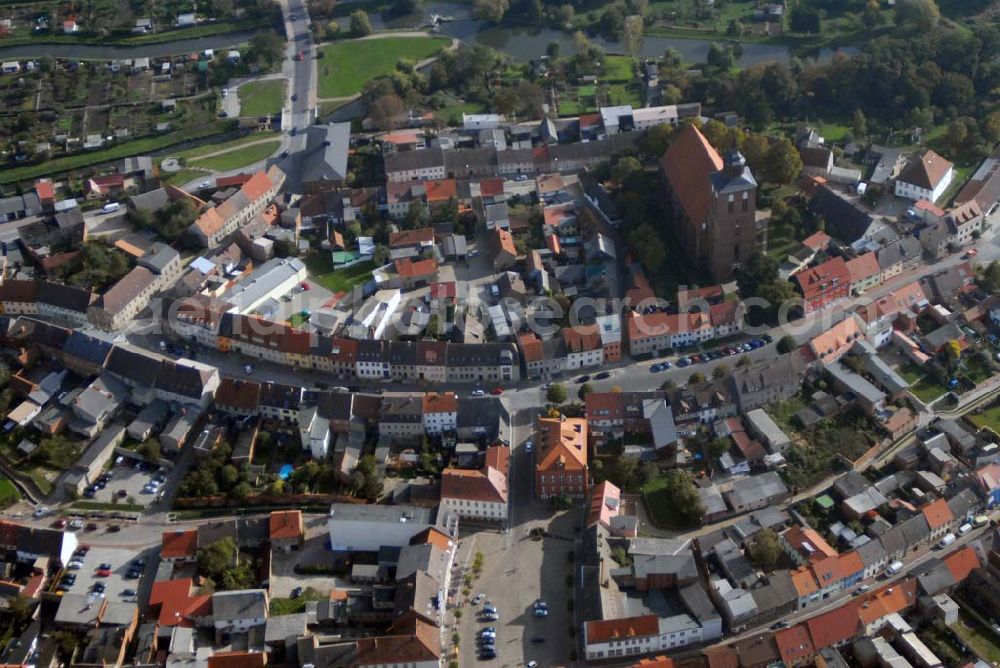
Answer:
[886,561,904,575]
[102,202,120,213]
[958,523,973,535]
[938,533,957,548]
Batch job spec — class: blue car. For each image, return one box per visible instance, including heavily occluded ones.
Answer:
[677,358,690,367]
[650,363,663,372]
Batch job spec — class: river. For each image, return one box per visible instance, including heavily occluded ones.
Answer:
[0,30,258,60]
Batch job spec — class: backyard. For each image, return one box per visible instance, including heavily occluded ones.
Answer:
[317,36,449,98]
[238,79,286,118]
[305,252,374,293]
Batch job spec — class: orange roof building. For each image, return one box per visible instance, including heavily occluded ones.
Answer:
[774,625,815,666]
[535,416,588,500]
[149,578,212,628]
[440,444,509,521]
[805,314,864,365]
[207,652,267,668]
[943,545,980,582]
[269,510,304,549]
[161,529,198,562]
[585,615,659,652]
[922,498,954,531]
[796,256,851,312]
[781,526,838,564]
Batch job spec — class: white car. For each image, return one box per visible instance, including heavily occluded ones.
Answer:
[67,561,83,570]
[471,389,485,397]
[200,180,212,189]
[472,593,486,605]
[468,249,480,257]
[69,519,84,530]
[524,440,533,453]
[958,523,973,535]
[244,364,254,375]
[32,506,48,519]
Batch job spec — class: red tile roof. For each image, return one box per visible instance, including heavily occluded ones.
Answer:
[536,416,588,473]
[586,615,659,643]
[35,179,54,202]
[661,125,724,226]
[802,231,831,251]
[422,391,457,414]
[496,227,516,257]
[517,331,543,363]
[149,578,212,627]
[790,566,820,597]
[796,256,850,302]
[782,525,837,562]
[922,498,954,530]
[269,510,303,541]
[944,545,980,582]
[425,178,457,203]
[563,327,601,353]
[440,466,508,504]
[389,228,434,248]
[161,529,198,560]
[478,178,505,197]
[484,445,508,472]
[216,174,252,188]
[846,252,880,284]
[857,579,917,625]
[395,257,438,278]
[775,625,815,665]
[586,480,621,529]
[430,282,455,300]
[805,602,861,650]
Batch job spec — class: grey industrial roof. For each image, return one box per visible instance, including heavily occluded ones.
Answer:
[302,123,351,184]
[329,503,435,525]
[212,589,268,623]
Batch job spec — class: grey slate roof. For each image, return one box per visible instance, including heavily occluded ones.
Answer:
[302,123,351,184]
[212,589,268,623]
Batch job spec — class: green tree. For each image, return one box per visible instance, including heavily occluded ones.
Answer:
[706,42,734,70]
[707,437,730,459]
[137,439,161,462]
[350,9,372,35]
[622,14,644,57]
[748,528,781,569]
[473,0,509,22]
[578,383,594,401]
[661,470,704,525]
[777,335,797,354]
[735,252,779,297]
[547,383,568,403]
[197,536,237,582]
[852,109,868,139]
[895,0,940,30]
[712,363,730,379]
[248,30,285,68]
[688,372,705,385]
[765,136,803,184]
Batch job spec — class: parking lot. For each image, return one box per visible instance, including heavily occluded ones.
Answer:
[83,456,166,506]
[454,511,576,668]
[57,545,147,603]
[269,516,344,598]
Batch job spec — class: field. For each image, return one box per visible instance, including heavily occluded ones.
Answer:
[305,252,374,293]
[0,478,20,508]
[161,168,212,187]
[239,79,286,118]
[317,36,449,98]
[189,140,281,171]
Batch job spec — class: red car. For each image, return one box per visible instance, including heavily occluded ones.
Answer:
[51,519,66,529]
[294,50,305,61]
[300,281,311,291]
[95,569,111,577]
[491,387,504,395]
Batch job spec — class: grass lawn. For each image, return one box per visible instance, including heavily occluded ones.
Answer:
[189,141,281,171]
[814,121,851,143]
[161,168,211,187]
[968,402,1000,433]
[911,376,949,403]
[0,120,236,185]
[28,470,53,496]
[270,587,325,615]
[953,610,1000,665]
[435,101,487,126]
[305,252,375,293]
[0,478,20,508]
[174,131,278,162]
[287,312,311,328]
[603,55,635,82]
[897,362,926,384]
[72,501,145,513]
[317,36,449,98]
[238,79,285,118]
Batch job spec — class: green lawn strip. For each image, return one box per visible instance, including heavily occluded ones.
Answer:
[897,362,926,384]
[968,403,1000,433]
[189,140,281,171]
[0,478,20,508]
[72,501,145,513]
[305,252,374,293]
[910,376,949,403]
[0,120,236,185]
[173,131,279,162]
[952,608,1000,665]
[317,36,448,98]
[238,80,286,117]
[29,470,53,495]
[269,588,325,615]
[602,55,635,82]
[161,168,212,187]
[287,312,310,328]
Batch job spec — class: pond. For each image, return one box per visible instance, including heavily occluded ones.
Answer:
[373,2,856,66]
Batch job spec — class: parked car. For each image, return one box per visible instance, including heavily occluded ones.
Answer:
[472,593,486,605]
[490,387,504,395]
[938,533,957,548]
[595,371,611,380]
[471,389,485,397]
[575,374,591,384]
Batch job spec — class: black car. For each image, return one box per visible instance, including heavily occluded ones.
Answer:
[595,371,611,380]
[762,333,774,343]
[479,649,497,660]
[531,635,546,643]
[575,374,591,384]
